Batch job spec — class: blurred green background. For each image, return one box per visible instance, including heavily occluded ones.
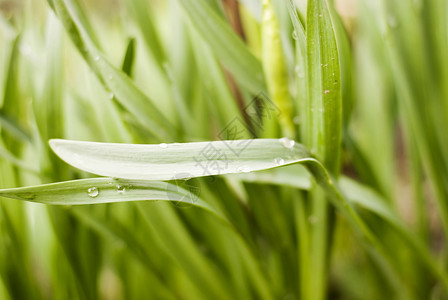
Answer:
[1,0,448,299]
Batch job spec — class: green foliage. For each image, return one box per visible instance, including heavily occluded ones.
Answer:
[0,0,447,299]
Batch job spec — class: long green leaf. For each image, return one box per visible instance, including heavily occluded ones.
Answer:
[0,178,210,210]
[304,1,343,299]
[49,138,307,180]
[306,0,342,174]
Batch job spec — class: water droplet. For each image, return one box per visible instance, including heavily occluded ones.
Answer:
[108,93,114,99]
[292,30,298,40]
[116,184,125,193]
[279,137,295,149]
[237,166,251,173]
[94,55,100,61]
[87,187,99,198]
[159,143,168,149]
[274,158,285,166]
[322,64,328,68]
[324,90,331,94]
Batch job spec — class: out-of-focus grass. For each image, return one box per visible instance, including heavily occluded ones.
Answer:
[0,0,447,299]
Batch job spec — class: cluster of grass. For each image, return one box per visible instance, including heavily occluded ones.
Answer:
[0,0,447,299]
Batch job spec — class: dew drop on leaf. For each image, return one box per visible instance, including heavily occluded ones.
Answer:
[279,137,295,149]
[116,184,125,193]
[274,158,285,166]
[87,187,99,198]
[237,166,251,173]
[292,30,298,40]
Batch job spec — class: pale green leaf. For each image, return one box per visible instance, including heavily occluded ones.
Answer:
[0,178,211,211]
[49,138,308,180]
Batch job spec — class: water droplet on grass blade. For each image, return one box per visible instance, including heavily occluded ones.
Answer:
[237,166,251,173]
[292,30,298,40]
[87,187,99,198]
[274,158,285,166]
[279,137,295,149]
[94,55,100,61]
[159,143,168,149]
[116,184,125,193]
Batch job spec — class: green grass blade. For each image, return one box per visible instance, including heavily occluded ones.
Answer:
[49,138,309,180]
[0,178,210,210]
[47,136,439,292]
[125,0,166,68]
[50,0,177,140]
[305,0,342,173]
[261,0,295,137]
[174,0,266,94]
[304,1,343,298]
[121,38,135,77]
[234,166,448,291]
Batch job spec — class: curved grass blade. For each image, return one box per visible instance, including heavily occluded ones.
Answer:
[48,138,448,292]
[231,166,448,291]
[0,178,211,211]
[49,138,308,180]
[0,179,272,298]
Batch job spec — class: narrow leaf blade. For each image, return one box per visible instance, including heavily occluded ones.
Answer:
[49,138,309,180]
